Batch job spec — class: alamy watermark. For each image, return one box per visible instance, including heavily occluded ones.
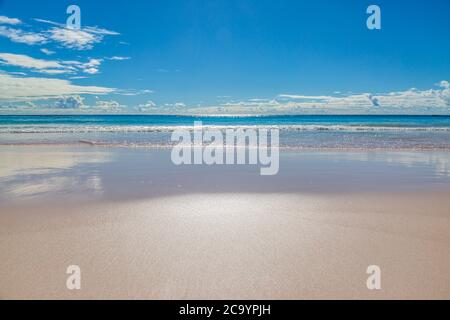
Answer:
[66,5,81,30]
[366,265,381,290]
[367,5,381,30]
[66,265,81,290]
[171,121,279,176]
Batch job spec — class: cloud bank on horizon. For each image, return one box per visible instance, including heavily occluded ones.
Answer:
[0,0,449,115]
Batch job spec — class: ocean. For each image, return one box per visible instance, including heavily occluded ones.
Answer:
[1,115,450,149]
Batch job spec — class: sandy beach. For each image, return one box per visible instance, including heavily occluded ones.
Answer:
[1,0,449,305]
[1,146,449,299]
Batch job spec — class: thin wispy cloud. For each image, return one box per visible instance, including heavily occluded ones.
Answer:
[0,53,70,74]
[0,16,41,45]
[0,72,114,101]
[69,76,88,80]
[107,56,130,61]
[0,17,120,50]
[35,19,120,50]
[0,53,106,75]
[0,25,47,45]
[40,48,55,56]
[115,89,153,96]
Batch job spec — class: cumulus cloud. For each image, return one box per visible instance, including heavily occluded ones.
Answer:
[1,97,127,114]
[96,100,123,111]
[438,80,450,89]
[0,73,114,101]
[273,84,449,113]
[55,95,85,109]
[137,100,157,112]
[157,82,450,115]
[367,94,380,107]
[80,58,102,74]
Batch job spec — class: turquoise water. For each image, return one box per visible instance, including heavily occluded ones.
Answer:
[1,115,450,149]
[2,114,450,128]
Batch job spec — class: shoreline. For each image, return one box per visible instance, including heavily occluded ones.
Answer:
[2,142,450,152]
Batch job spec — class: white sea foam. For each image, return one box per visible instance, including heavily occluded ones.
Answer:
[1,124,450,134]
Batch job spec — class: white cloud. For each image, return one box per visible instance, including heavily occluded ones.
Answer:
[32,19,60,27]
[438,80,450,89]
[96,100,123,111]
[0,16,22,25]
[0,73,114,101]
[8,71,27,76]
[107,56,130,61]
[137,100,157,112]
[83,68,98,74]
[278,94,332,100]
[140,100,156,107]
[163,102,186,108]
[274,84,449,113]
[46,27,100,50]
[0,53,108,75]
[69,76,88,80]
[37,69,72,75]
[367,94,380,107]
[115,89,153,96]
[35,19,120,50]
[157,68,181,73]
[83,26,120,36]
[80,58,102,74]
[0,53,67,71]
[55,95,85,109]
[60,58,103,74]
[40,48,55,55]
[0,18,120,50]
[0,26,47,45]
[156,82,450,115]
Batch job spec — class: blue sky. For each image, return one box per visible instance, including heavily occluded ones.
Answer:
[0,0,449,114]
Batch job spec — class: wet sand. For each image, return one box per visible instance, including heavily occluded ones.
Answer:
[0,146,450,299]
